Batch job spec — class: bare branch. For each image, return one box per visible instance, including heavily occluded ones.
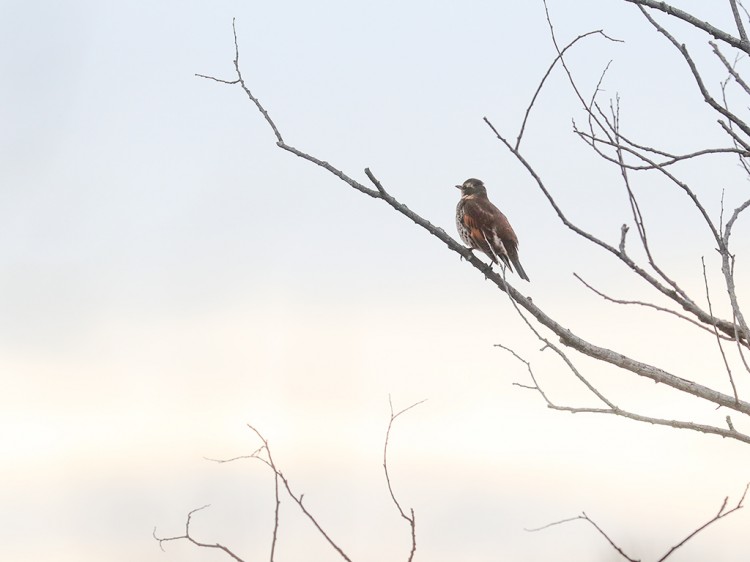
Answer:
[524,514,584,533]
[720,198,750,347]
[580,100,750,163]
[611,97,688,297]
[545,404,750,444]
[204,445,265,463]
[270,471,280,562]
[384,396,426,562]
[245,424,354,562]
[497,344,750,445]
[153,505,246,562]
[711,41,750,95]
[718,119,750,152]
[619,223,629,254]
[637,5,750,142]
[655,482,749,561]
[593,101,723,248]
[196,20,380,200]
[730,0,749,44]
[573,273,736,341]
[701,257,739,403]
[541,0,617,143]
[499,283,616,410]
[526,484,750,562]
[526,512,639,562]
[576,126,750,169]
[487,115,749,348]
[625,0,750,54]
[202,16,750,438]
[515,29,621,149]
[195,73,239,85]
[365,167,389,196]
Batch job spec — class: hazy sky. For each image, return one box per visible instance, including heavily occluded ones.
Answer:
[2,1,750,560]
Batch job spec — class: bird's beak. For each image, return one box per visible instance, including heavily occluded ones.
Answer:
[454,184,462,189]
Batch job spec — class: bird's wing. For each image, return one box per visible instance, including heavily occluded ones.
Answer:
[462,199,510,266]
[483,202,519,255]
[485,204,527,280]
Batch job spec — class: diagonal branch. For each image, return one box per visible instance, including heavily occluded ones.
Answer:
[573,273,736,341]
[731,0,749,43]
[206,427,353,561]
[515,29,621,149]
[526,512,639,562]
[245,425,354,562]
[636,5,750,142]
[711,41,750,95]
[201,18,750,426]
[701,257,739,403]
[196,19,380,201]
[655,483,749,561]
[486,116,749,348]
[624,0,750,54]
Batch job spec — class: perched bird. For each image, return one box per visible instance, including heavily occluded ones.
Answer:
[455,178,530,281]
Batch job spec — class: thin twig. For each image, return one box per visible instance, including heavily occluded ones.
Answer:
[611,96,686,296]
[526,484,750,562]
[153,505,246,562]
[730,0,749,44]
[496,344,750,444]
[245,424,353,562]
[270,471,280,562]
[625,0,750,54]
[637,5,750,141]
[701,257,739,403]
[526,512,639,562]
[573,273,735,341]
[515,29,621,149]
[575,124,750,170]
[384,395,426,562]
[711,41,750,95]
[655,483,749,561]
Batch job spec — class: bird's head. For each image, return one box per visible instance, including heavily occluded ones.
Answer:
[455,178,487,196]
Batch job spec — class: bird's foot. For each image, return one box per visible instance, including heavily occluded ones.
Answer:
[483,261,494,280]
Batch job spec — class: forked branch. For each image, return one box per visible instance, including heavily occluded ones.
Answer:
[526,483,749,562]
[383,396,427,562]
[498,345,750,445]
[196,17,750,429]
[159,399,427,561]
[624,0,750,55]
[153,505,246,562]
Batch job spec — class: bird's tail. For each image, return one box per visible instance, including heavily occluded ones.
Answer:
[511,257,530,282]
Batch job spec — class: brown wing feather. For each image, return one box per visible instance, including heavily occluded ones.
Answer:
[481,201,531,281]
[462,198,514,269]
[462,209,499,264]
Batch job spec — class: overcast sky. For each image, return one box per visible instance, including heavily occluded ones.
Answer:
[2,1,750,561]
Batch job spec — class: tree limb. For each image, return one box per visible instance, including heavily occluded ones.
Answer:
[624,0,750,54]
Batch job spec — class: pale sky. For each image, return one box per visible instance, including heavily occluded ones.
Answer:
[2,1,750,561]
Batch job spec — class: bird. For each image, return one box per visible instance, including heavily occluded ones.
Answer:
[455,178,530,281]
